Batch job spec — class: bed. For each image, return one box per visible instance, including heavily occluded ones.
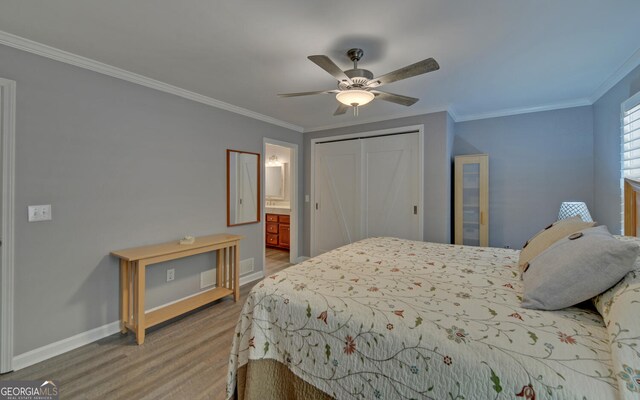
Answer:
[226,183,640,399]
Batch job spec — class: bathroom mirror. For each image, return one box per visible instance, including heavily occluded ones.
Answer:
[227,149,260,226]
[265,165,284,200]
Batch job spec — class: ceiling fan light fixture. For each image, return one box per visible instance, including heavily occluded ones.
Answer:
[336,90,374,107]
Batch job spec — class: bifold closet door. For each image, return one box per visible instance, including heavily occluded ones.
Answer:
[314,140,362,256]
[313,132,420,256]
[362,133,420,240]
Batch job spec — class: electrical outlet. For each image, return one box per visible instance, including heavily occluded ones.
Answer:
[28,205,52,222]
[167,268,175,282]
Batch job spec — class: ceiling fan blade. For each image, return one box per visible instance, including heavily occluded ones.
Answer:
[368,58,439,87]
[278,90,338,97]
[308,55,353,85]
[371,90,419,106]
[333,103,349,116]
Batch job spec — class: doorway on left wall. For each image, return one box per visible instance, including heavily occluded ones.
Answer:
[0,80,4,372]
[0,78,16,374]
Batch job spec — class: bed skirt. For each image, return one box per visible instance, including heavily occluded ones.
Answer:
[235,359,332,400]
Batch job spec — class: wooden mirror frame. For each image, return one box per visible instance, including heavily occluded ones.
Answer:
[227,149,261,226]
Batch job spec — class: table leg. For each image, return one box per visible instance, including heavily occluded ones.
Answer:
[119,259,129,334]
[223,248,227,289]
[216,249,223,289]
[234,243,240,301]
[136,261,146,345]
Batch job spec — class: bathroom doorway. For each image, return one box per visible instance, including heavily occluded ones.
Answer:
[263,139,299,273]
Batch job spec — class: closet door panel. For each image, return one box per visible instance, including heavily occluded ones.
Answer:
[363,133,420,241]
[314,140,362,256]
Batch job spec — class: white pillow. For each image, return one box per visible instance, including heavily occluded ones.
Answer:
[518,216,595,274]
[522,226,639,310]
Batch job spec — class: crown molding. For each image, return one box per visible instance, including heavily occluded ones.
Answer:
[305,47,640,128]
[303,106,451,133]
[589,46,640,104]
[447,107,459,122]
[2,29,638,132]
[453,98,592,123]
[304,97,593,132]
[0,30,303,133]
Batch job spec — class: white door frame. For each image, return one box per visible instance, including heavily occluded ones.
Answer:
[263,138,299,266]
[0,78,16,373]
[310,125,424,257]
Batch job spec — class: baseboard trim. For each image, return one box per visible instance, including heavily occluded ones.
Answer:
[239,270,264,286]
[12,270,265,371]
[12,321,121,371]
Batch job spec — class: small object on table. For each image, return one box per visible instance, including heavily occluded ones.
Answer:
[179,235,195,245]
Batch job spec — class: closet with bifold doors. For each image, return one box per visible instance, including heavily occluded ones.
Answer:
[311,130,423,256]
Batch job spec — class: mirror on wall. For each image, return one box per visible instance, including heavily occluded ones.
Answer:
[265,165,285,200]
[227,149,260,226]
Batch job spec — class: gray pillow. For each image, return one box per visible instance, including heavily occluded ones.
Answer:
[522,225,640,310]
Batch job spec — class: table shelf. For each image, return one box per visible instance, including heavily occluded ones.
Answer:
[146,287,234,328]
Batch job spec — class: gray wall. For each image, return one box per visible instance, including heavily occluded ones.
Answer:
[593,64,640,233]
[454,106,594,249]
[0,44,303,355]
[303,112,453,255]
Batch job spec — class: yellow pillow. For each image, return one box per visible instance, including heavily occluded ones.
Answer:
[518,216,595,273]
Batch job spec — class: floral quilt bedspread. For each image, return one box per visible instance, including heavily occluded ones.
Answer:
[227,237,620,399]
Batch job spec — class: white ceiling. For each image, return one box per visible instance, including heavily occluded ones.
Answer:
[1,0,639,131]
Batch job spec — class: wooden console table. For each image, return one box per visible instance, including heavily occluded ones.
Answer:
[111,234,243,345]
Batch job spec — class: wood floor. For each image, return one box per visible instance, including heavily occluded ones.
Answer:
[0,248,292,400]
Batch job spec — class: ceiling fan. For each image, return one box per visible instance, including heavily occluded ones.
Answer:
[279,48,439,116]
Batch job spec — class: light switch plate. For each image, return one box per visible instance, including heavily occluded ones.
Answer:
[28,205,52,222]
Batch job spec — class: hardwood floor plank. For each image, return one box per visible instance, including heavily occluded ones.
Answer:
[0,249,294,400]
